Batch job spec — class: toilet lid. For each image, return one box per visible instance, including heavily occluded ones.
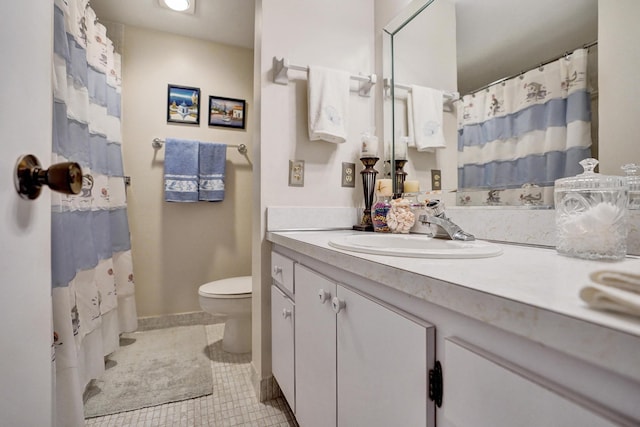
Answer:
[199,276,252,297]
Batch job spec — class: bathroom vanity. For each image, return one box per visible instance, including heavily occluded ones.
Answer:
[268,230,640,427]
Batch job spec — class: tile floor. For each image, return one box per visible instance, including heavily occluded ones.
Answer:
[85,323,298,427]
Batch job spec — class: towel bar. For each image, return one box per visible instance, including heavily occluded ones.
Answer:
[382,78,459,101]
[152,138,247,155]
[272,56,377,97]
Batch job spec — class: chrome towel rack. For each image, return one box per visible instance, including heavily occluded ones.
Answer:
[382,78,459,101]
[152,138,247,155]
[272,56,377,97]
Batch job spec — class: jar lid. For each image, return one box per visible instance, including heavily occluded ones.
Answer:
[554,158,626,191]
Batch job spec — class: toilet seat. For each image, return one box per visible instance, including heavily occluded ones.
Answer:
[199,276,252,299]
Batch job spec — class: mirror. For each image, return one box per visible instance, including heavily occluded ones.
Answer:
[384,0,599,207]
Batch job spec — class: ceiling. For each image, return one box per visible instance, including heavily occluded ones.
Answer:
[90,0,255,49]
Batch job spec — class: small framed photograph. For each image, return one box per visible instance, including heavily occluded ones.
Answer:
[208,96,246,129]
[167,84,200,124]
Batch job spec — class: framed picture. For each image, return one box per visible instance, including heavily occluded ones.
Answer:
[208,96,246,129]
[167,84,200,124]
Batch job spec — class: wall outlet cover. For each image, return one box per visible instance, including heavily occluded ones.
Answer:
[431,169,442,190]
[289,160,304,187]
[341,162,356,187]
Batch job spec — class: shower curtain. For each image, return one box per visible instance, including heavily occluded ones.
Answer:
[52,0,137,425]
[457,48,593,200]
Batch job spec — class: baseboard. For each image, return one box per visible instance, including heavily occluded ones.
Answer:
[250,364,282,402]
[137,311,223,331]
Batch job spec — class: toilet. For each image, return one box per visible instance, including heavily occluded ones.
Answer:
[198,276,252,353]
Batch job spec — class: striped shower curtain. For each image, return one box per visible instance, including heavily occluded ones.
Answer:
[52,0,137,425]
[457,48,593,200]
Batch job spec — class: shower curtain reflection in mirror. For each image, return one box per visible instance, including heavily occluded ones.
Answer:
[52,0,137,425]
[456,48,593,206]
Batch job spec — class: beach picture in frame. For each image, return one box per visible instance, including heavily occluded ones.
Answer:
[167,84,200,124]
[208,96,246,129]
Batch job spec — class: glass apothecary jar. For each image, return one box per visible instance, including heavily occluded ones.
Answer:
[372,179,393,232]
[621,163,640,210]
[554,158,628,260]
[372,194,392,232]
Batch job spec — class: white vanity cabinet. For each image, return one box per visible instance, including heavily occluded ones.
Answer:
[268,232,640,427]
[270,252,295,411]
[294,264,435,427]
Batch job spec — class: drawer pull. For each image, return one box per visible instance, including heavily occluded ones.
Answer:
[273,265,283,275]
[331,297,345,314]
[318,289,331,304]
[282,308,292,319]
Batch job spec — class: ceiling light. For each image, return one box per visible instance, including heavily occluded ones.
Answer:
[159,0,195,14]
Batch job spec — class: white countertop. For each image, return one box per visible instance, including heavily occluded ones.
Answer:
[267,229,640,381]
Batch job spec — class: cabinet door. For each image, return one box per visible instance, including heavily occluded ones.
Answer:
[336,285,434,427]
[271,285,295,411]
[294,265,337,427]
[443,338,623,427]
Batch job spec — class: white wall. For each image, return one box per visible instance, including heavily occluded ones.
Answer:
[252,0,375,392]
[121,26,254,317]
[598,0,640,174]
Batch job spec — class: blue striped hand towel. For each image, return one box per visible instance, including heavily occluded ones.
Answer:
[164,138,199,202]
[198,142,226,201]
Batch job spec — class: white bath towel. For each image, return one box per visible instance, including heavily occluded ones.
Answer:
[579,268,640,317]
[410,85,447,152]
[308,65,351,144]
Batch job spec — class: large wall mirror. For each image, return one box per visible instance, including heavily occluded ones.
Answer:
[384,0,599,207]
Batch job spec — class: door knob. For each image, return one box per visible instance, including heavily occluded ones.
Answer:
[14,154,83,200]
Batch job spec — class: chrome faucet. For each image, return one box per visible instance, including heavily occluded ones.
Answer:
[418,201,475,241]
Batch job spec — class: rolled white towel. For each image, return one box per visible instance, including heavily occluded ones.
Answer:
[589,270,640,294]
[580,267,640,317]
[580,284,640,317]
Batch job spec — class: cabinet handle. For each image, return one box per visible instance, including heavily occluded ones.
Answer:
[282,308,292,319]
[318,289,331,304]
[331,297,345,314]
[273,265,282,275]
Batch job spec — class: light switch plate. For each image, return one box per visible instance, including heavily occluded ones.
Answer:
[341,162,356,187]
[289,160,304,187]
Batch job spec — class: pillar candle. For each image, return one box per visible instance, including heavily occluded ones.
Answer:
[395,138,408,160]
[361,135,379,158]
[403,180,419,193]
[376,179,393,196]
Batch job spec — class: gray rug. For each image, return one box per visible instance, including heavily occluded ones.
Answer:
[84,325,213,418]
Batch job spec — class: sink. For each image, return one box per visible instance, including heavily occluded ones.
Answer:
[328,234,503,259]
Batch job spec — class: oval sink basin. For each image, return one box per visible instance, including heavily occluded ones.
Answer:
[328,234,503,259]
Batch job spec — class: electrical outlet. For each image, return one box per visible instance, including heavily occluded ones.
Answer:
[431,169,442,190]
[341,162,356,187]
[289,160,304,187]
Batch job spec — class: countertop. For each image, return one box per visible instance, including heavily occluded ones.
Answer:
[267,229,640,382]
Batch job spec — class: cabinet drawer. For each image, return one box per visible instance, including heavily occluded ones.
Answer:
[271,252,294,294]
[271,285,295,411]
[443,338,622,427]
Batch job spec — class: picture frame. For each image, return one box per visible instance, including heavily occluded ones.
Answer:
[208,96,246,129]
[167,84,200,124]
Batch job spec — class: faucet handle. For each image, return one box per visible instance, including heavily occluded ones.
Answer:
[425,200,445,217]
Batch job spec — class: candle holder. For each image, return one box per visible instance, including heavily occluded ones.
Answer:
[353,157,379,231]
[394,159,408,198]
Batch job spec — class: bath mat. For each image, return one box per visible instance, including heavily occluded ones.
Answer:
[84,324,213,418]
